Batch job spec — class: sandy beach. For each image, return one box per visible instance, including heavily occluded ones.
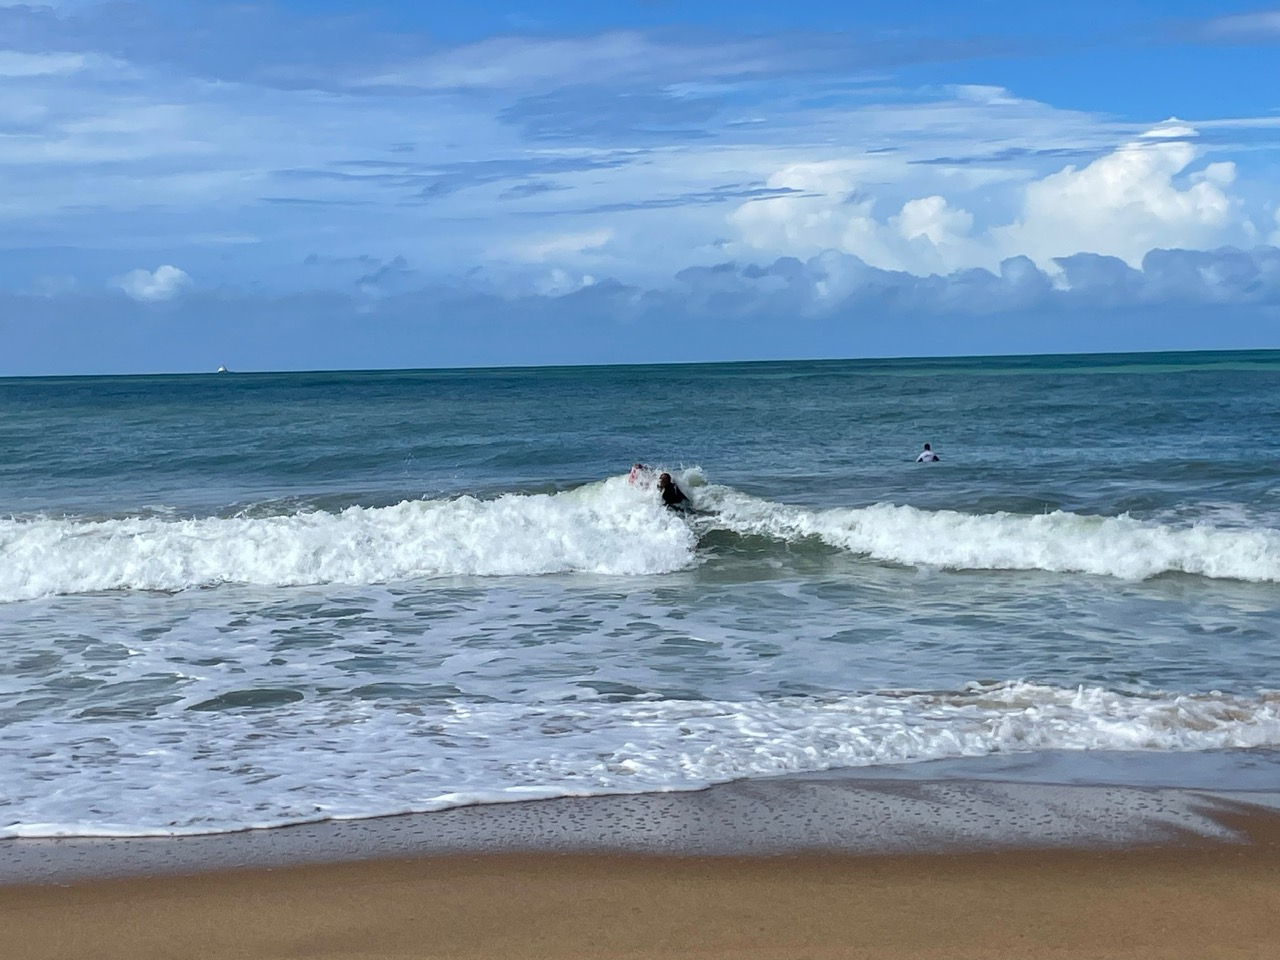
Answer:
[6,833,1280,960]
[4,776,1279,960]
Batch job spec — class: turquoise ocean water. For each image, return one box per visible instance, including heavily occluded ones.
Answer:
[2,350,1279,837]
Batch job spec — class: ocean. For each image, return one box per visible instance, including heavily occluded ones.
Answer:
[2,350,1279,839]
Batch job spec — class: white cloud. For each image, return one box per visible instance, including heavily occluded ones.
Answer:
[729,164,982,274]
[892,196,974,247]
[113,265,191,302]
[731,123,1250,277]
[1271,208,1280,246]
[1191,162,1236,186]
[949,84,1022,106]
[994,128,1239,269]
[1138,119,1198,140]
[727,162,861,256]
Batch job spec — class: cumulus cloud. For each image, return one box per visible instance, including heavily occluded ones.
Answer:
[731,123,1251,278]
[727,162,861,255]
[890,195,975,271]
[993,127,1240,269]
[729,164,984,275]
[893,196,973,245]
[113,265,191,302]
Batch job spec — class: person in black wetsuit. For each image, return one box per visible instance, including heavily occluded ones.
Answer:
[657,472,689,509]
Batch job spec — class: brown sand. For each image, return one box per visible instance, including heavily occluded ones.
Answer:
[6,809,1279,960]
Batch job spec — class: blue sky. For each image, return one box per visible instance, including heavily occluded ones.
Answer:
[2,0,1278,374]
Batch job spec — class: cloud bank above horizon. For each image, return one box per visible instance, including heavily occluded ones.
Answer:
[1,0,1278,374]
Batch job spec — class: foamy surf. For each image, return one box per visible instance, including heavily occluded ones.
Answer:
[3,681,1279,838]
[0,478,697,603]
[702,487,1280,583]
[4,476,1280,602]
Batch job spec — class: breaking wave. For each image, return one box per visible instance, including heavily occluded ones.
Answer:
[0,478,697,603]
[4,475,1279,603]
[703,487,1280,583]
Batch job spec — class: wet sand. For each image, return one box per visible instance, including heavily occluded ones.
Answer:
[5,777,1280,960]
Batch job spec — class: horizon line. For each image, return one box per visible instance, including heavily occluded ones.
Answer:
[3,345,1278,382]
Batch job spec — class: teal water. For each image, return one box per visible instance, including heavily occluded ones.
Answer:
[1,350,1279,836]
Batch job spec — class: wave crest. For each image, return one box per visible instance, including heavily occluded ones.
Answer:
[4,477,1279,602]
[705,490,1280,583]
[0,478,697,602]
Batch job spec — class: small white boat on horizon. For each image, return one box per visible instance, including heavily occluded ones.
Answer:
[216,364,229,373]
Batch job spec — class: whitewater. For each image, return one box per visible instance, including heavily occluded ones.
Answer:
[2,353,1279,837]
[5,478,1280,604]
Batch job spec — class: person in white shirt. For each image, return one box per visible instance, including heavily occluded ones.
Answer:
[916,443,940,463]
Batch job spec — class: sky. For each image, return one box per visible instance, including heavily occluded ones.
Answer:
[2,0,1279,375]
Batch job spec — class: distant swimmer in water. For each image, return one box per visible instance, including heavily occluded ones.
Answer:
[916,443,941,463]
[629,462,652,484]
[657,472,690,509]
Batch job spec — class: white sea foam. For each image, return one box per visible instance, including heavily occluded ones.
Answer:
[3,682,1278,838]
[0,478,697,603]
[704,488,1280,582]
[4,477,1279,604]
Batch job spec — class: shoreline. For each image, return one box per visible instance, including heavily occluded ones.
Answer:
[5,774,1280,959]
[4,800,1279,960]
[5,768,1280,885]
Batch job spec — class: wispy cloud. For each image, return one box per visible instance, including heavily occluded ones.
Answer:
[507,228,614,262]
[1198,10,1280,42]
[356,32,817,94]
[0,50,93,77]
